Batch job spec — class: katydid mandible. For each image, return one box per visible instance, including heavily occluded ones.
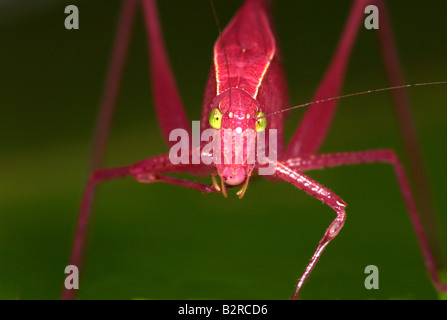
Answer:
[62,0,446,299]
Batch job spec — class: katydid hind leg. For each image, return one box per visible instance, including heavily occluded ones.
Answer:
[142,0,191,144]
[283,0,372,158]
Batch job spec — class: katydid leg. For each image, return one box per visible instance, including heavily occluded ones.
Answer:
[62,155,216,299]
[61,166,132,300]
[375,1,442,268]
[281,0,445,294]
[63,0,197,299]
[135,174,217,194]
[142,0,191,144]
[62,0,139,300]
[89,0,138,172]
[283,0,372,158]
[283,150,447,292]
[274,163,347,300]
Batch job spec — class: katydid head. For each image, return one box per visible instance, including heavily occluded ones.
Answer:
[208,89,266,198]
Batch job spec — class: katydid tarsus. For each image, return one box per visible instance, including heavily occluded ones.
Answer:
[61,0,447,299]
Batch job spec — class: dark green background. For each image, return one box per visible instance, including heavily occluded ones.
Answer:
[0,0,446,299]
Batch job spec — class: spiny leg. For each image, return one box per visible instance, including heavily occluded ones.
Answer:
[284,150,447,292]
[274,162,347,300]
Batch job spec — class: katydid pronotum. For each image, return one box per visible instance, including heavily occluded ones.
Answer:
[54,0,446,299]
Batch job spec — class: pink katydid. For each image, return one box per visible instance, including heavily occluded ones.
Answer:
[61,0,447,299]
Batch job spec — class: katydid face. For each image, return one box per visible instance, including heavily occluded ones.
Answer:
[208,89,266,188]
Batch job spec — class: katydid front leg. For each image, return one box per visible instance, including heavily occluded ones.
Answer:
[130,154,217,193]
[62,155,217,300]
[275,163,347,300]
[284,150,447,292]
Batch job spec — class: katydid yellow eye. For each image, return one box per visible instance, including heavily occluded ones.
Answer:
[209,108,222,129]
[255,112,267,132]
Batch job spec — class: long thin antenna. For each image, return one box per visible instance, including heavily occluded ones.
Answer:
[264,81,447,118]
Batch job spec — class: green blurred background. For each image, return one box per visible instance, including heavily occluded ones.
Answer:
[0,0,446,299]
